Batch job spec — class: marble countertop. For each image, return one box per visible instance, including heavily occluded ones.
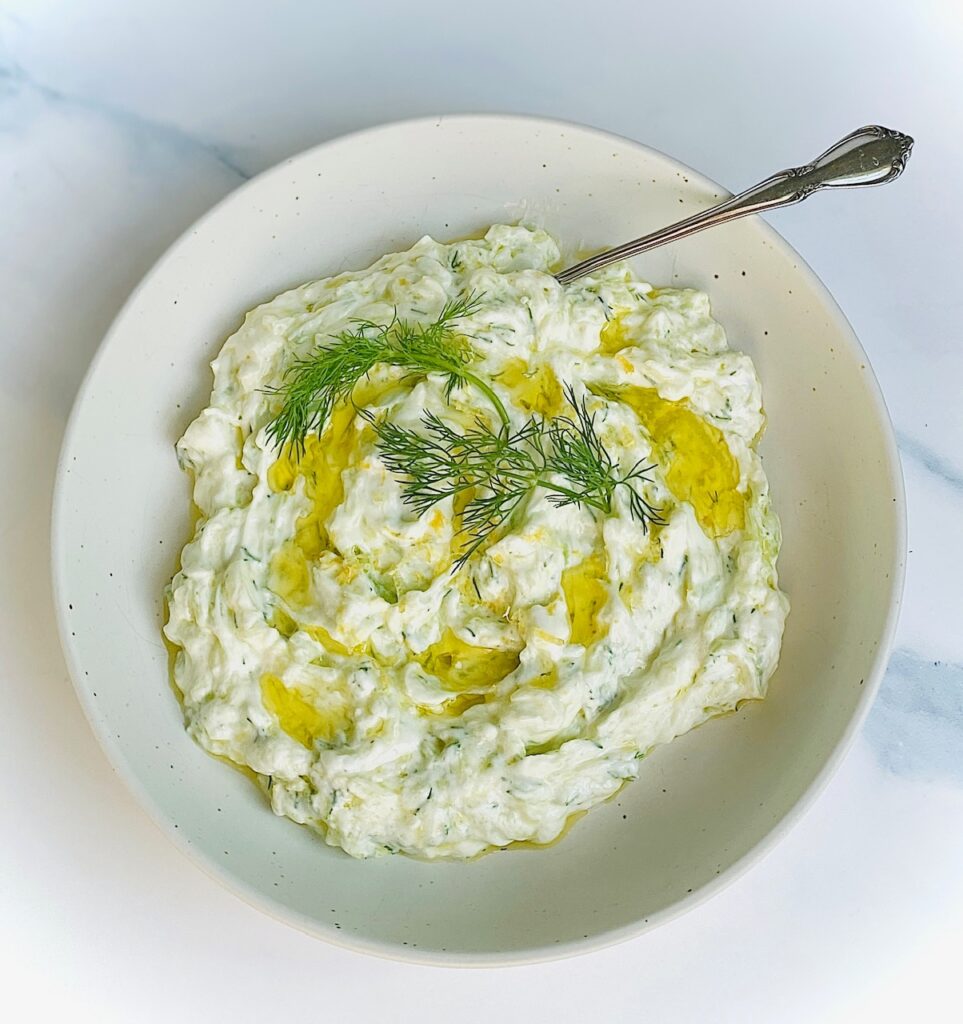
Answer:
[2,1,960,1020]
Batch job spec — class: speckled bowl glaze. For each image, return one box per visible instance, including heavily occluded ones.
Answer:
[52,115,905,965]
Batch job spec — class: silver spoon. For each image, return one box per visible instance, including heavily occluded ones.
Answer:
[555,125,914,285]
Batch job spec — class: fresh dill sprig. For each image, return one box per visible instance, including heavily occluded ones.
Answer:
[371,412,545,564]
[370,384,664,566]
[264,293,506,454]
[543,387,664,522]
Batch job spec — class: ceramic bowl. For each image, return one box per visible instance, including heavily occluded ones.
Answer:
[52,115,905,965]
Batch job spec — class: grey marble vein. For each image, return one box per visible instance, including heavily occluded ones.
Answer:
[897,431,963,493]
[864,648,963,784]
[0,53,252,181]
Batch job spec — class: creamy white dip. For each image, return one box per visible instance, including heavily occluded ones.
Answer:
[165,225,789,859]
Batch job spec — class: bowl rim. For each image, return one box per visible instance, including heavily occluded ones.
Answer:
[51,111,907,967]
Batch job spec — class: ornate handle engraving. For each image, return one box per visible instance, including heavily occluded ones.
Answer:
[556,126,914,285]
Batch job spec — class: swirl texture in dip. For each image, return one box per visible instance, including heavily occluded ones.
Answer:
[164,225,789,859]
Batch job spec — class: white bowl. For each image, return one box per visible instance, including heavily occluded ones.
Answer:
[52,115,905,965]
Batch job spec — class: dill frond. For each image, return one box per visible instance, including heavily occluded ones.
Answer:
[369,386,664,568]
[263,292,503,453]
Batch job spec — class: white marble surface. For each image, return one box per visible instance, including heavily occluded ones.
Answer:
[2,0,961,1019]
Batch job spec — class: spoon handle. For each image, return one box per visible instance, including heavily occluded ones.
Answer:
[555,125,914,285]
